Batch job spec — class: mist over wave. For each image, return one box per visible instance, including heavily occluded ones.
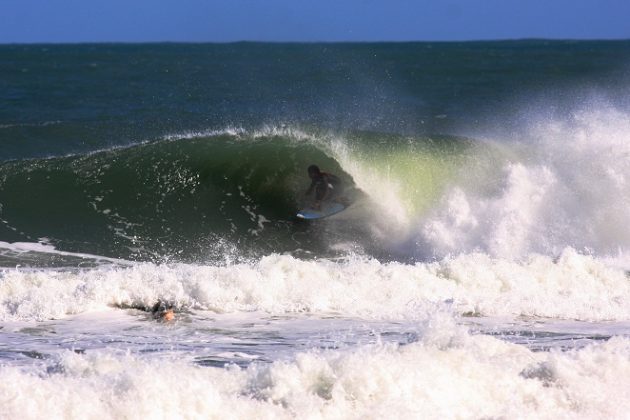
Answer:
[418,102,630,260]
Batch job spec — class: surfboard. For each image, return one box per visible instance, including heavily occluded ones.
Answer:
[296,202,345,220]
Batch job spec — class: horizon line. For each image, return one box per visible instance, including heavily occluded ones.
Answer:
[1,37,630,46]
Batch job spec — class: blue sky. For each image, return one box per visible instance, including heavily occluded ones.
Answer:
[1,0,629,43]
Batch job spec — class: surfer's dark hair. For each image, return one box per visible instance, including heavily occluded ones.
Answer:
[307,165,321,175]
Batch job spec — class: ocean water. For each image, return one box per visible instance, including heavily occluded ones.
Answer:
[1,41,630,418]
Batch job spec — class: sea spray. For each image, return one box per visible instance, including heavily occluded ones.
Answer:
[419,105,630,259]
[2,249,628,322]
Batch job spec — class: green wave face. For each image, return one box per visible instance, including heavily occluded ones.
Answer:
[336,132,478,218]
[0,129,480,262]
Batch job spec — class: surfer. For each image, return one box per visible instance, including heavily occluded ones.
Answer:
[151,300,175,321]
[305,164,342,210]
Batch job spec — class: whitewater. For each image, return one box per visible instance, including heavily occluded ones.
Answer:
[2,41,630,419]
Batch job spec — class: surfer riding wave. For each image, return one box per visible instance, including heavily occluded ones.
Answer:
[305,164,343,210]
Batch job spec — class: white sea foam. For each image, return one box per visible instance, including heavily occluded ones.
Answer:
[2,314,630,419]
[1,249,628,322]
[0,241,132,266]
[419,105,630,259]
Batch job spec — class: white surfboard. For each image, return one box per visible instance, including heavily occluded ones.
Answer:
[296,202,346,220]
